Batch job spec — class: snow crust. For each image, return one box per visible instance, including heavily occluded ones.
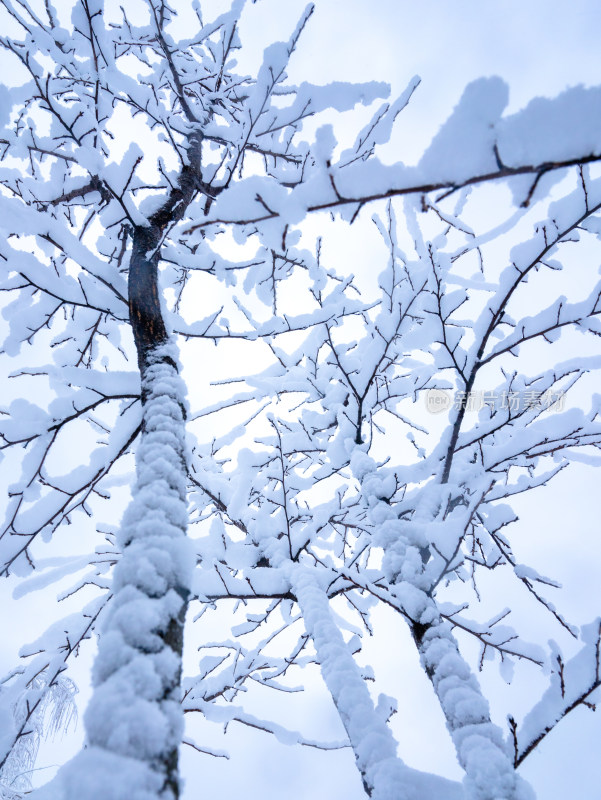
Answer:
[498,85,601,166]
[31,748,163,800]
[518,619,601,758]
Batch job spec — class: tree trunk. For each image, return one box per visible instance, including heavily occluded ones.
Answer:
[81,217,191,797]
[351,450,534,800]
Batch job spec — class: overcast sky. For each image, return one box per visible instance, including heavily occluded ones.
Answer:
[237,0,601,160]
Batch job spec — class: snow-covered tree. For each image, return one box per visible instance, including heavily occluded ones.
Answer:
[0,1,600,799]
[0,672,76,800]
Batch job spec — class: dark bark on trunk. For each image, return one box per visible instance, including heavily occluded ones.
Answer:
[128,130,202,370]
[129,229,168,369]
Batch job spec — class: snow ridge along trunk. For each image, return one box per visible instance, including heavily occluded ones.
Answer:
[84,335,191,799]
[290,565,414,800]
